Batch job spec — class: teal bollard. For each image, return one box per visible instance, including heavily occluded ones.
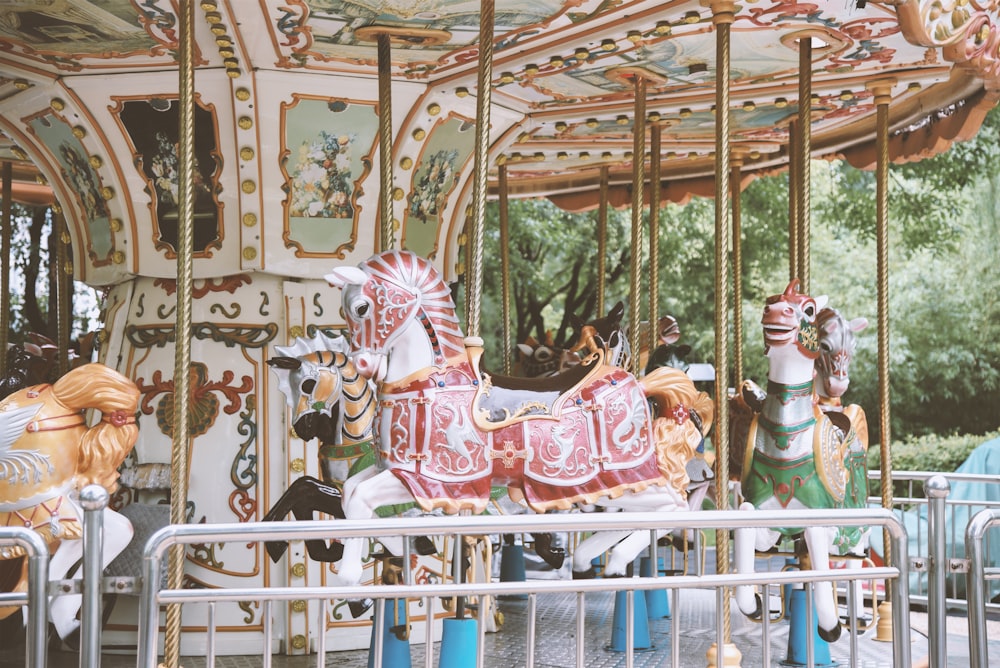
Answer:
[607,589,652,652]
[499,543,528,599]
[368,598,412,668]
[438,616,478,668]
[782,588,836,667]
[639,555,670,619]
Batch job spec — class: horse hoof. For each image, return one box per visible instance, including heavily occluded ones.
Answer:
[531,533,566,569]
[747,593,764,621]
[818,622,842,643]
[264,541,288,563]
[572,565,598,580]
[414,536,437,556]
[347,598,373,618]
[389,625,409,641]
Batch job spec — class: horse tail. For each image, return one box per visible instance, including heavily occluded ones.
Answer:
[50,363,140,492]
[640,367,714,493]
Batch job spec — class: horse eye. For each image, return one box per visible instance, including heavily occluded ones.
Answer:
[534,347,553,362]
[355,302,370,318]
[301,379,316,394]
[804,305,815,317]
[820,341,832,352]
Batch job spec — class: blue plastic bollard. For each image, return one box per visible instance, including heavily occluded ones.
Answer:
[438,616,478,668]
[499,543,528,599]
[639,555,671,619]
[782,588,836,667]
[368,598,412,668]
[607,589,652,652]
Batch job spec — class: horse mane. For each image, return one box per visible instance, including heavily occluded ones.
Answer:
[363,251,465,359]
[50,363,140,492]
[641,366,715,494]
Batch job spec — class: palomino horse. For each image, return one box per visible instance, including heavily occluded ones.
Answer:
[0,363,139,639]
[325,250,700,586]
[733,281,857,642]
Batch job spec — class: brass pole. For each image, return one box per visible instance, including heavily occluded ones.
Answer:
[796,37,812,293]
[628,76,646,378]
[164,1,196,664]
[872,80,895,574]
[465,0,495,338]
[55,210,70,378]
[731,154,743,383]
[597,166,609,317]
[787,121,799,283]
[1,162,11,378]
[377,33,394,251]
[710,4,736,663]
[498,163,512,374]
[648,122,662,362]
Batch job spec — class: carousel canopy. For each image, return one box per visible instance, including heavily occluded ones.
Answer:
[0,1,996,282]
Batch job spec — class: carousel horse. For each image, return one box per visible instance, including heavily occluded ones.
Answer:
[732,281,858,642]
[325,250,699,586]
[0,363,139,640]
[644,315,692,375]
[568,301,631,370]
[513,331,580,378]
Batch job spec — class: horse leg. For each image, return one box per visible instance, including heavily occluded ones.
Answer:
[262,476,344,562]
[572,529,632,577]
[733,501,778,620]
[335,469,415,586]
[803,525,842,642]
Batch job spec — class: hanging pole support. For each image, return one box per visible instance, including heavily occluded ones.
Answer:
[787,121,799,284]
[377,31,395,251]
[597,166,609,318]
[705,1,739,666]
[648,122,662,363]
[629,75,646,378]
[796,34,812,292]
[164,1,196,665]
[498,163,512,374]
[55,209,71,378]
[1,161,11,379]
[731,150,745,384]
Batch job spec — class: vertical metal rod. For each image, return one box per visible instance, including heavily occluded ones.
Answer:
[761,583,771,668]
[424,595,435,668]
[465,0,495,338]
[711,6,734,650]
[626,589,635,668]
[731,155,744,382]
[54,210,70,377]
[671,587,680,667]
[207,601,216,668]
[373,598,386,668]
[597,166,609,317]
[377,32,394,251]
[628,77,646,378]
[477,585,487,668]
[316,599,328,668]
[648,122,662,360]
[165,1,196,664]
[80,485,109,668]
[0,161,10,377]
[22,530,49,668]
[787,121,799,283]
[498,164,512,374]
[263,600,273,668]
[796,36,812,293]
[965,509,997,668]
[847,574,858,665]
[526,593,537,666]
[805,583,815,668]
[576,591,585,667]
[871,81,894,571]
[926,475,951,668]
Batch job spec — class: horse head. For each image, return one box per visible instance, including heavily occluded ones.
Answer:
[815,307,868,401]
[568,301,631,369]
[517,331,580,377]
[267,332,355,445]
[326,251,465,382]
[762,280,828,382]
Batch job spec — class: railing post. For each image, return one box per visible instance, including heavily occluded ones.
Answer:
[926,475,950,668]
[965,508,999,668]
[80,484,110,668]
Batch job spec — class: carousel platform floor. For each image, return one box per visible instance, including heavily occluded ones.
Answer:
[7,588,1000,668]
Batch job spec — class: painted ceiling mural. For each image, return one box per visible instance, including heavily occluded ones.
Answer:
[0,1,996,281]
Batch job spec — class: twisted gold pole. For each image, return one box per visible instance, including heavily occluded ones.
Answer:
[629,76,646,378]
[787,121,799,283]
[872,81,895,572]
[711,4,735,657]
[498,164,512,374]
[1,162,11,378]
[465,0,495,338]
[597,166,609,317]
[796,37,812,293]
[731,155,743,384]
[377,32,394,251]
[164,1,196,664]
[648,122,662,362]
[55,210,70,378]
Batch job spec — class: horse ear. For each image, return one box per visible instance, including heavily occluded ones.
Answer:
[516,343,533,356]
[610,301,625,320]
[325,266,367,288]
[850,317,869,333]
[815,294,829,311]
[267,356,303,370]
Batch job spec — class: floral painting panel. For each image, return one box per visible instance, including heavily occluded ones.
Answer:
[402,116,475,259]
[282,98,376,256]
[28,113,113,263]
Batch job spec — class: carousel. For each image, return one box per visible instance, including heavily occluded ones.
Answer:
[0,0,998,664]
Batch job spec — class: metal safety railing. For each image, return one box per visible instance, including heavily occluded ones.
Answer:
[134,508,911,668]
[0,524,50,668]
[966,507,1000,667]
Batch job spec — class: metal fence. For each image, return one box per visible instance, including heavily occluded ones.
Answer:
[0,525,49,668]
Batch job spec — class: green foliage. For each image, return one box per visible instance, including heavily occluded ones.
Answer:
[867,430,997,475]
